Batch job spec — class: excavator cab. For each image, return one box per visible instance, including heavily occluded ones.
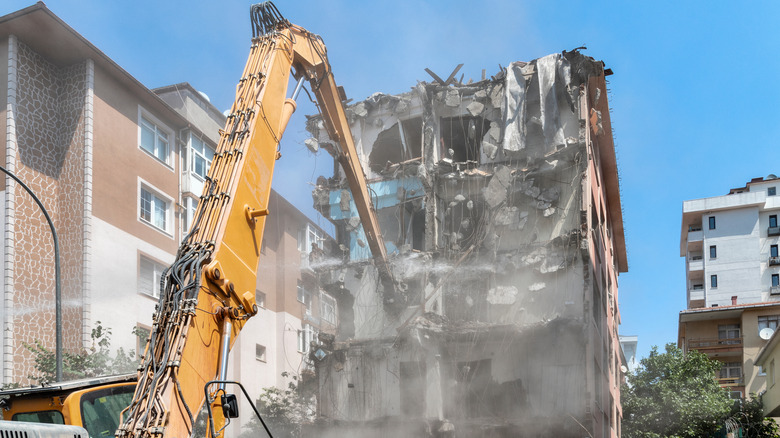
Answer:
[0,375,136,436]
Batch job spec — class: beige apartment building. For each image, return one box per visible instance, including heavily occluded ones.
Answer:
[0,7,334,431]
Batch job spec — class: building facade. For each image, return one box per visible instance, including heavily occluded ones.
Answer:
[306,51,626,437]
[678,175,780,398]
[0,7,334,436]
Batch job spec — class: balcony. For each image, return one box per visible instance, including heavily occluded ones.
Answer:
[716,376,744,387]
[688,229,703,242]
[688,337,743,355]
[689,288,705,302]
[688,253,703,272]
[771,286,780,295]
[769,226,780,237]
[770,256,780,266]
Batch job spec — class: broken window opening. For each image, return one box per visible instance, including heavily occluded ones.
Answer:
[400,361,426,416]
[440,116,490,163]
[400,199,426,252]
[368,117,423,173]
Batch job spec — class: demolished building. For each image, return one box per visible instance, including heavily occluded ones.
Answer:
[304,50,627,438]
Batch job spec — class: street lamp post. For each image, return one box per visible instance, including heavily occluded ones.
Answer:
[0,165,62,382]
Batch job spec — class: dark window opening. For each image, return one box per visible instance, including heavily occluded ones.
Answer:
[368,117,423,173]
[400,361,426,416]
[709,216,716,230]
[440,116,490,163]
[710,245,717,259]
[771,215,778,228]
[711,275,718,288]
[772,245,779,258]
[447,359,492,418]
[769,187,776,196]
[773,274,780,287]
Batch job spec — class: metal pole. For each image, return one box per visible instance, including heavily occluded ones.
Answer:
[0,165,62,382]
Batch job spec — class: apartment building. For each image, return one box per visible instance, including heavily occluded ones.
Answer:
[0,8,336,432]
[678,175,780,399]
[305,51,626,437]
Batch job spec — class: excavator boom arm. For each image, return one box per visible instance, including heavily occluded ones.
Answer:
[116,4,391,438]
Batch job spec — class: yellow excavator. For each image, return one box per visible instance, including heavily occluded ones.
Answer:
[0,3,392,437]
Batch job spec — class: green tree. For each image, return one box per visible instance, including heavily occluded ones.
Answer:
[22,321,140,385]
[240,371,316,438]
[722,396,779,438]
[622,343,732,438]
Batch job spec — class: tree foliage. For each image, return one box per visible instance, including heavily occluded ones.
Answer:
[622,343,733,438]
[22,322,140,385]
[623,343,779,438]
[240,371,316,438]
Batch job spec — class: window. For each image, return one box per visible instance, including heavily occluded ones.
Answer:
[711,275,718,288]
[720,362,742,379]
[772,245,779,258]
[297,281,312,315]
[297,324,318,353]
[769,187,777,196]
[12,411,64,424]
[692,283,704,290]
[139,115,170,164]
[256,344,266,362]
[321,292,336,324]
[773,274,780,287]
[298,224,324,254]
[771,215,778,228]
[255,290,266,308]
[709,216,716,230]
[190,135,215,179]
[771,359,776,387]
[759,365,767,376]
[759,315,780,333]
[709,245,717,259]
[719,324,740,344]
[183,196,198,233]
[140,185,171,233]
[134,324,151,355]
[139,255,166,298]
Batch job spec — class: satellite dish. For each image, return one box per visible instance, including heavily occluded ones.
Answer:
[620,365,628,373]
[760,327,775,340]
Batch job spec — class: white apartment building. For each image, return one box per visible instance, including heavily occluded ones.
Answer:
[678,175,780,398]
[680,175,780,309]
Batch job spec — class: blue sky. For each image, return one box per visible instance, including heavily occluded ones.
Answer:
[3,0,780,360]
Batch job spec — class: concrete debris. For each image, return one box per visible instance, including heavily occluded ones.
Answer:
[528,282,546,291]
[444,89,460,107]
[454,194,466,203]
[353,101,368,118]
[304,137,319,153]
[486,285,518,305]
[482,140,498,160]
[347,216,360,231]
[340,189,352,211]
[466,101,484,117]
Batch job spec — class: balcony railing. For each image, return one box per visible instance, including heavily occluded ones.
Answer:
[769,226,780,237]
[770,256,780,266]
[716,376,744,387]
[771,286,780,295]
[688,337,743,351]
[689,225,703,232]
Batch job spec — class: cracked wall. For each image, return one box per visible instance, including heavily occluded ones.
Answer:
[307,50,625,438]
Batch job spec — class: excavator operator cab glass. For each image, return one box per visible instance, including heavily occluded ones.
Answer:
[79,386,135,438]
[11,411,64,424]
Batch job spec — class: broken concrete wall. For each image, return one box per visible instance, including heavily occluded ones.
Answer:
[306,50,622,437]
